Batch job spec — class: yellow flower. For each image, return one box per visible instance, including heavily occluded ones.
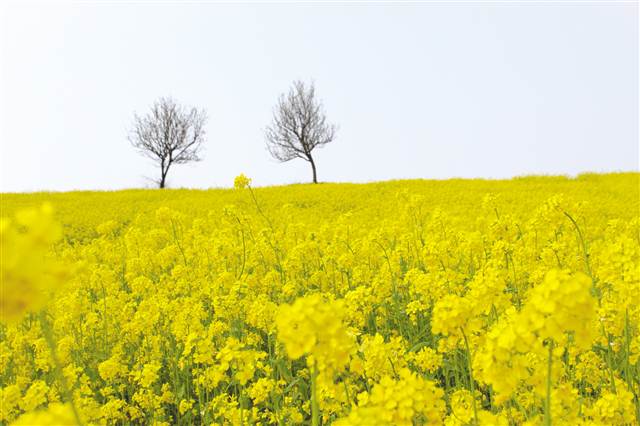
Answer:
[335,368,446,426]
[359,334,407,381]
[134,362,161,388]
[233,173,251,189]
[98,355,127,382]
[247,377,276,405]
[522,269,597,348]
[1,385,21,421]
[276,294,356,375]
[410,347,442,374]
[447,389,476,425]
[19,380,49,412]
[585,381,636,424]
[96,220,118,236]
[178,399,194,415]
[431,294,475,337]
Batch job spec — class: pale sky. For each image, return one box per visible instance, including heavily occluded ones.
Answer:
[0,1,638,192]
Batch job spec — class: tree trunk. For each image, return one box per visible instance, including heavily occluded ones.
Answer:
[309,156,318,184]
[159,162,168,189]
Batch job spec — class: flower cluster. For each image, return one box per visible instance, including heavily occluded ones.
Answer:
[276,294,355,376]
[233,173,252,189]
[334,368,446,425]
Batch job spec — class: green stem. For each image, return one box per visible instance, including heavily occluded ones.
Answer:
[544,340,554,426]
[248,186,274,231]
[461,328,478,426]
[39,312,84,426]
[170,219,188,267]
[562,212,592,280]
[564,210,617,393]
[624,310,640,423]
[311,362,320,426]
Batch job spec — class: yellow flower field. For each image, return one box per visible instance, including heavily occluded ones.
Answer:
[1,172,639,425]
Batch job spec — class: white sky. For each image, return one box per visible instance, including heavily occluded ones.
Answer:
[0,1,638,192]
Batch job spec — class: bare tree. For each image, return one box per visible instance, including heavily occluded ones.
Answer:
[129,97,207,188]
[265,80,337,184]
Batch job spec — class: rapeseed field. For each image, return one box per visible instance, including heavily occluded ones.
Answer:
[1,172,639,425]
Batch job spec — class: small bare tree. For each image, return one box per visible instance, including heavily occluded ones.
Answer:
[265,80,337,184]
[129,97,207,188]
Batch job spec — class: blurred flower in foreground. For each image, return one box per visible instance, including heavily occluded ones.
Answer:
[276,294,355,375]
[1,203,66,323]
[10,403,77,425]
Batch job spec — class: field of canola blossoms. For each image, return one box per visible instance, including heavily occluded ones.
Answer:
[1,172,639,425]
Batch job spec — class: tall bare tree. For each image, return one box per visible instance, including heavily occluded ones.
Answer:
[129,97,207,188]
[265,80,337,184]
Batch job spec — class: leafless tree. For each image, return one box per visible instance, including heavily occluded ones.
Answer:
[129,97,207,188]
[265,80,337,184]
